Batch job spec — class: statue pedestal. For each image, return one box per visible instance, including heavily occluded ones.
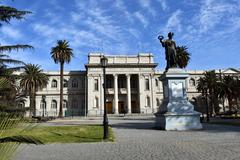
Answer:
[155,68,202,130]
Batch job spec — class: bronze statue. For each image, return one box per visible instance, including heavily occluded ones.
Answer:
[158,32,177,71]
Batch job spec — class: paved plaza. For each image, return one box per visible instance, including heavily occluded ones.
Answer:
[14,118,240,160]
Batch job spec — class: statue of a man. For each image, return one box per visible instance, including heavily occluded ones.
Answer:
[158,32,177,71]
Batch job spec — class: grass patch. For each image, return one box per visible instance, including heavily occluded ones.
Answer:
[14,125,114,144]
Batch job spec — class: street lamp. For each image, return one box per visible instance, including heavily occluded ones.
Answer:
[203,85,209,122]
[42,95,46,117]
[101,56,108,139]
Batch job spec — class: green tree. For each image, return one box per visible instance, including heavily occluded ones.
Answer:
[197,71,219,115]
[0,5,33,64]
[206,71,219,115]
[0,4,33,111]
[51,40,73,118]
[0,5,31,25]
[176,46,190,68]
[218,75,238,112]
[20,64,48,116]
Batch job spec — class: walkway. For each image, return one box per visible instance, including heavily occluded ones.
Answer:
[14,119,240,160]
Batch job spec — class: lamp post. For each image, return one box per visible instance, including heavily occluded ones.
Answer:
[42,95,46,117]
[204,86,209,122]
[101,56,108,139]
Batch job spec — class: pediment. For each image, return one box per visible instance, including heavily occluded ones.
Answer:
[222,68,240,74]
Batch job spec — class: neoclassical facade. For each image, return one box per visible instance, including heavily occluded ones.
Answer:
[17,53,240,117]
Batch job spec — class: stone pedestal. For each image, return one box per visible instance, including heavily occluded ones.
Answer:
[155,68,202,130]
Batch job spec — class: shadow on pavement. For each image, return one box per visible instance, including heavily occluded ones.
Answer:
[111,120,240,133]
[111,121,156,130]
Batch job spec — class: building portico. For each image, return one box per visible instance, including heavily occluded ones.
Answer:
[85,53,158,116]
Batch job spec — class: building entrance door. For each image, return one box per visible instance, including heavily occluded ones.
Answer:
[106,102,113,114]
[118,101,125,113]
[131,101,139,113]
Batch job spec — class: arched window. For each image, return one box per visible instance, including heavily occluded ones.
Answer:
[40,100,46,109]
[51,79,57,88]
[189,78,195,86]
[63,79,68,88]
[146,96,150,107]
[72,79,78,88]
[18,101,25,108]
[63,100,68,108]
[156,98,160,106]
[94,97,99,108]
[51,100,57,109]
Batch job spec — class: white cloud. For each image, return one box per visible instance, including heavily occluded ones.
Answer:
[164,9,182,33]
[139,0,156,16]
[134,12,148,28]
[1,26,23,40]
[114,0,134,23]
[197,0,239,33]
[32,22,102,49]
[157,0,168,10]
[33,23,56,38]
[127,28,141,39]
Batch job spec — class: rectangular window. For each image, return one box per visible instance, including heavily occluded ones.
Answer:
[145,78,149,90]
[118,79,124,88]
[94,79,99,91]
[81,78,85,89]
[155,79,158,87]
[106,77,112,88]
[131,80,137,89]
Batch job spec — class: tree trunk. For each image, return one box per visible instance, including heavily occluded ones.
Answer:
[222,98,226,113]
[29,92,34,117]
[59,62,64,118]
[29,87,36,117]
[228,95,232,111]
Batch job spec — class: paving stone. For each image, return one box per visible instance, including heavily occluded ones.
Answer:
[14,120,240,160]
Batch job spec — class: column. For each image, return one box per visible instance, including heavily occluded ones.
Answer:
[138,74,143,113]
[100,75,104,115]
[126,74,131,114]
[114,74,119,114]
[150,74,155,113]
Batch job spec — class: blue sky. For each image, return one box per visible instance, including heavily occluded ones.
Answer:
[1,0,240,71]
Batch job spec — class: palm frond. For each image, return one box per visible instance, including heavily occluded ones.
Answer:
[50,40,73,64]
[0,58,24,65]
[0,6,31,24]
[0,45,33,53]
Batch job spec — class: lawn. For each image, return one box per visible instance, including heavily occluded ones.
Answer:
[16,125,114,144]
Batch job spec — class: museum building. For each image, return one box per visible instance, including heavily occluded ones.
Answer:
[16,53,240,117]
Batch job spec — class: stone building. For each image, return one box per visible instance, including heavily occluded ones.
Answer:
[16,53,240,117]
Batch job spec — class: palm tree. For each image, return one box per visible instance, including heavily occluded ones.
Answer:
[0,4,33,69]
[0,4,33,111]
[50,40,73,118]
[176,46,190,68]
[0,5,31,25]
[20,64,48,116]
[218,76,238,112]
[205,71,219,115]
[0,69,19,108]
[197,71,219,115]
